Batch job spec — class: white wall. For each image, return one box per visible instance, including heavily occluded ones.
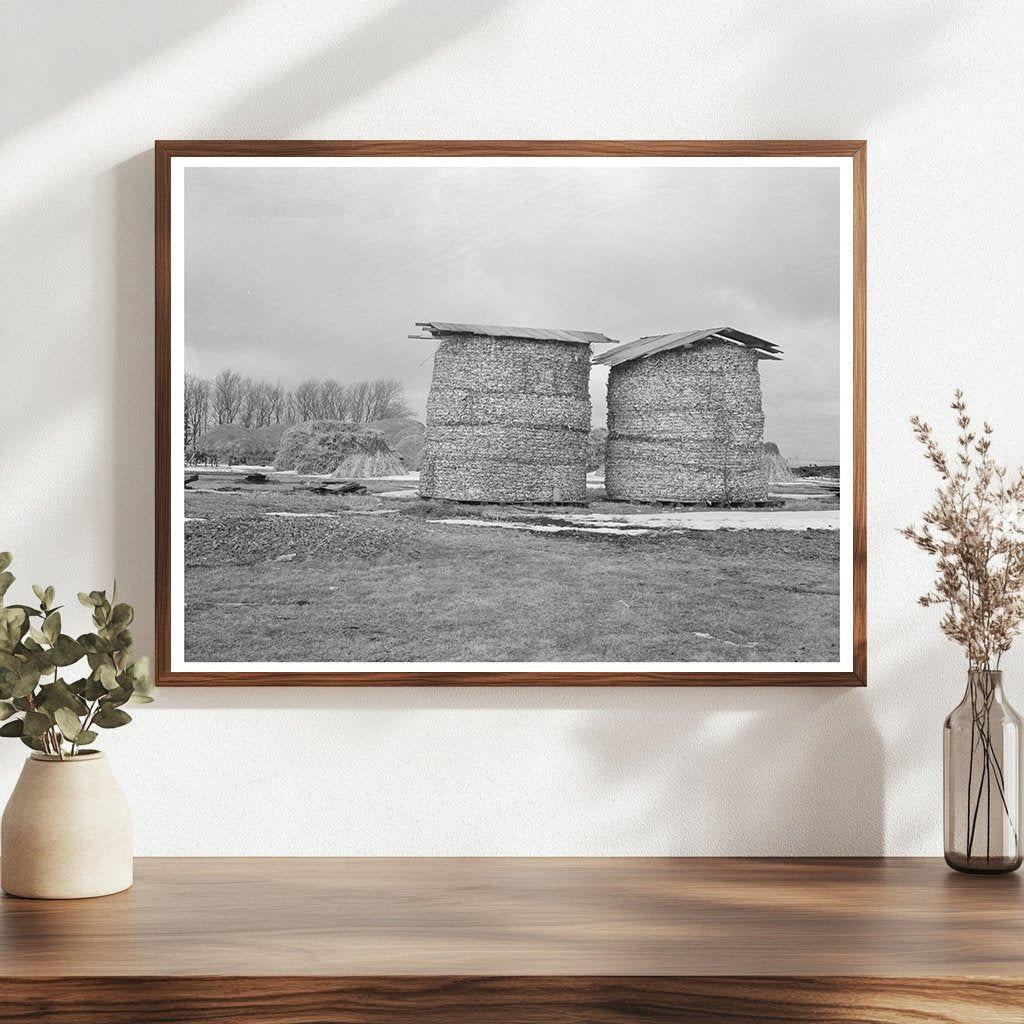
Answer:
[1,0,1022,855]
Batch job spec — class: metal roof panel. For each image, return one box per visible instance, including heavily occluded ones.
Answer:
[412,322,619,345]
[592,327,781,366]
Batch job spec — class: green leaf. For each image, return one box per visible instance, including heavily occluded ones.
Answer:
[0,553,11,573]
[2,607,27,628]
[128,657,155,702]
[42,611,60,644]
[77,592,100,608]
[53,707,84,741]
[11,666,41,699]
[7,604,42,619]
[0,572,14,601]
[44,586,55,608]
[74,730,97,747]
[19,735,45,752]
[104,684,132,708]
[28,626,49,646]
[0,719,24,738]
[80,634,112,655]
[0,607,26,651]
[36,679,88,716]
[131,655,152,680]
[22,711,50,738]
[83,675,108,701]
[31,584,48,608]
[49,635,85,668]
[0,701,16,721]
[98,663,118,690]
[110,603,134,629]
[93,705,131,729]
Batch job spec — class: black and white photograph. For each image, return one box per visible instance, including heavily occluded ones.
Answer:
[160,146,861,683]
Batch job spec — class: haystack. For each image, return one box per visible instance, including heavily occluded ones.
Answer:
[368,417,425,470]
[763,441,794,482]
[274,421,404,477]
[411,322,618,503]
[593,327,783,503]
[191,423,290,465]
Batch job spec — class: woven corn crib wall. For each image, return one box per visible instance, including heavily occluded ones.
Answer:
[420,334,591,503]
[604,341,768,502]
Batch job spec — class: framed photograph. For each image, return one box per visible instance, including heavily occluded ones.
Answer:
[156,141,865,686]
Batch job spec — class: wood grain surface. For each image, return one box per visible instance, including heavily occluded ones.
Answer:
[1,976,1022,1024]
[155,139,867,688]
[2,857,1020,1023]
[4,856,1022,977]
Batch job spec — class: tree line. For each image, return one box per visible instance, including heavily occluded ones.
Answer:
[184,369,412,449]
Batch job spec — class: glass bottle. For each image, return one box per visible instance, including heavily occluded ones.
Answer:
[944,669,1022,873]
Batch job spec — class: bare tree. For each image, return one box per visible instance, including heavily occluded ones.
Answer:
[295,378,322,421]
[366,378,412,421]
[238,377,256,427]
[347,380,372,423]
[246,380,274,427]
[335,383,352,421]
[184,374,210,449]
[200,369,414,432]
[320,379,346,420]
[266,381,285,424]
[213,368,245,425]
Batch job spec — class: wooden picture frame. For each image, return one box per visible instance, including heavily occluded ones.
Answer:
[156,140,866,686]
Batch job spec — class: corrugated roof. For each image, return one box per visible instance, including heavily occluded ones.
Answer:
[591,327,782,366]
[410,322,619,346]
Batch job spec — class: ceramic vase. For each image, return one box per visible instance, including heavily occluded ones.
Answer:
[1,751,133,898]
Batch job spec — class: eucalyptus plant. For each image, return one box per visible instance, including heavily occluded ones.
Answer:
[0,552,153,759]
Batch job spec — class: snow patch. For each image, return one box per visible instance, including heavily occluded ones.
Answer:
[429,508,839,535]
[429,519,652,537]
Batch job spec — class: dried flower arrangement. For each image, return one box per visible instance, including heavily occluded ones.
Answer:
[903,391,1024,869]
[902,391,1024,667]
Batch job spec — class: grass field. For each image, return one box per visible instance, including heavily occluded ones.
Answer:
[183,476,840,664]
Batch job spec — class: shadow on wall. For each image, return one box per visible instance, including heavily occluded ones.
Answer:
[873,626,961,856]
[202,0,506,137]
[147,682,886,856]
[728,1,974,134]
[573,687,884,855]
[103,0,509,659]
[112,151,157,646]
[0,1,243,138]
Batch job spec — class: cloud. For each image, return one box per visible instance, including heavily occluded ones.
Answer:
[186,162,841,462]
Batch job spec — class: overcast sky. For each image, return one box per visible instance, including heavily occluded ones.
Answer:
[185,163,840,463]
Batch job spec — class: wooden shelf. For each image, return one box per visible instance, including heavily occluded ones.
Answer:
[2,857,1022,1022]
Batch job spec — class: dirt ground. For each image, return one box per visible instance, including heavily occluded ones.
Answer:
[182,470,841,665]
